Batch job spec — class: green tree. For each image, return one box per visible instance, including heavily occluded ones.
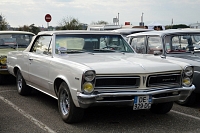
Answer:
[29,24,40,34]
[18,24,40,34]
[58,17,82,30]
[0,14,9,30]
[165,24,189,29]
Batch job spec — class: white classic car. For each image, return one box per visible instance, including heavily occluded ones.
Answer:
[7,30,195,123]
[0,31,35,84]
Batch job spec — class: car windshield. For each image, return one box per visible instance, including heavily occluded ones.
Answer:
[0,33,34,49]
[164,34,200,53]
[55,34,134,54]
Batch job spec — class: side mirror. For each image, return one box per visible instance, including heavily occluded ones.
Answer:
[153,50,162,55]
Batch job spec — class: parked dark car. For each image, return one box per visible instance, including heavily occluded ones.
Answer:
[127,29,200,106]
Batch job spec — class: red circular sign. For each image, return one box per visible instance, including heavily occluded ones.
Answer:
[45,14,52,22]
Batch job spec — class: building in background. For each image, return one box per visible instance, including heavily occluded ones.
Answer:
[189,23,200,29]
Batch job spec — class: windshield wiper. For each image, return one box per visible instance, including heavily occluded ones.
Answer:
[93,49,116,52]
[66,50,86,53]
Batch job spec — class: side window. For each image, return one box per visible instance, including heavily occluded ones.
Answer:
[171,36,188,51]
[130,37,146,54]
[31,36,52,55]
[147,36,162,54]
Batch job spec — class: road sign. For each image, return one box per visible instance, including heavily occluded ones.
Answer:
[45,14,51,22]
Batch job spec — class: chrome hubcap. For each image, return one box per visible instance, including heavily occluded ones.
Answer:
[60,89,70,115]
[17,73,22,91]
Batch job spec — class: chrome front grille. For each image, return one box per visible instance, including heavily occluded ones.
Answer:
[95,76,140,89]
[147,73,181,87]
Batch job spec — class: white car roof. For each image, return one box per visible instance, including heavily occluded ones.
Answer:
[127,29,200,37]
[0,31,35,35]
[37,30,123,36]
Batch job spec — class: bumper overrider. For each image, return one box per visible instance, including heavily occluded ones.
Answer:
[76,85,195,108]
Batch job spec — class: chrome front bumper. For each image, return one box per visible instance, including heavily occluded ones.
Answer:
[76,85,195,108]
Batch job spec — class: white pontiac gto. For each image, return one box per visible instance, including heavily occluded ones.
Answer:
[7,30,195,123]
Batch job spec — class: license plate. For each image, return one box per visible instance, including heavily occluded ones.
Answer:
[133,95,152,110]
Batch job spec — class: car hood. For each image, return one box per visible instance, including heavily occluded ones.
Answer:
[167,52,200,67]
[59,53,185,74]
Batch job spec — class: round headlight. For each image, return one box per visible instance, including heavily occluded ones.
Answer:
[84,71,95,81]
[184,66,193,76]
[0,57,7,65]
[83,82,94,93]
[182,77,192,87]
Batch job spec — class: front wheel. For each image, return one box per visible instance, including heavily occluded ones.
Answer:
[58,82,84,123]
[16,70,32,95]
[150,102,173,114]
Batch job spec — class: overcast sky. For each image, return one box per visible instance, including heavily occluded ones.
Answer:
[1,0,199,27]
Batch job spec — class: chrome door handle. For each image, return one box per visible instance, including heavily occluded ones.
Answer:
[29,58,33,61]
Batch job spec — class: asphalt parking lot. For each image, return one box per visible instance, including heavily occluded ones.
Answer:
[1,83,200,133]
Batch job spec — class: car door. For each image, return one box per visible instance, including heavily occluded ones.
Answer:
[28,35,52,90]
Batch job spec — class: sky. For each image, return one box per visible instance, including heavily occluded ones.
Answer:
[0,0,200,28]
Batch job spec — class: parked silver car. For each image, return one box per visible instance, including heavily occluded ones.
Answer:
[127,29,200,106]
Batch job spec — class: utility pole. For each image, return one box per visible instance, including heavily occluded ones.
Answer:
[141,13,144,23]
[0,15,2,30]
[118,13,119,25]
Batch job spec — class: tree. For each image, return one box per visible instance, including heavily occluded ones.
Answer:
[18,24,40,34]
[165,24,189,29]
[58,17,83,30]
[91,20,108,25]
[0,14,9,30]
[29,24,40,34]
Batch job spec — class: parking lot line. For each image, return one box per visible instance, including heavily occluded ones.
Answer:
[0,95,56,133]
[171,110,200,121]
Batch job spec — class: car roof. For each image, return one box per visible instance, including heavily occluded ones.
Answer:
[127,29,200,37]
[0,31,35,35]
[37,30,123,36]
[112,28,153,34]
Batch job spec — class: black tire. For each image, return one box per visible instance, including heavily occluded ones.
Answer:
[0,74,4,85]
[58,82,84,123]
[176,92,196,106]
[16,70,32,95]
[150,102,173,114]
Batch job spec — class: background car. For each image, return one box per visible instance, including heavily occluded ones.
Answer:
[0,31,35,84]
[111,28,153,41]
[127,29,200,106]
[7,30,195,123]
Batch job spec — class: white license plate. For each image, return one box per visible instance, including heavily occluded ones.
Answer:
[133,95,152,110]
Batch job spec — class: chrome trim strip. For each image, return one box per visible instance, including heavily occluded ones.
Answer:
[96,76,140,79]
[77,85,195,98]
[95,86,139,89]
